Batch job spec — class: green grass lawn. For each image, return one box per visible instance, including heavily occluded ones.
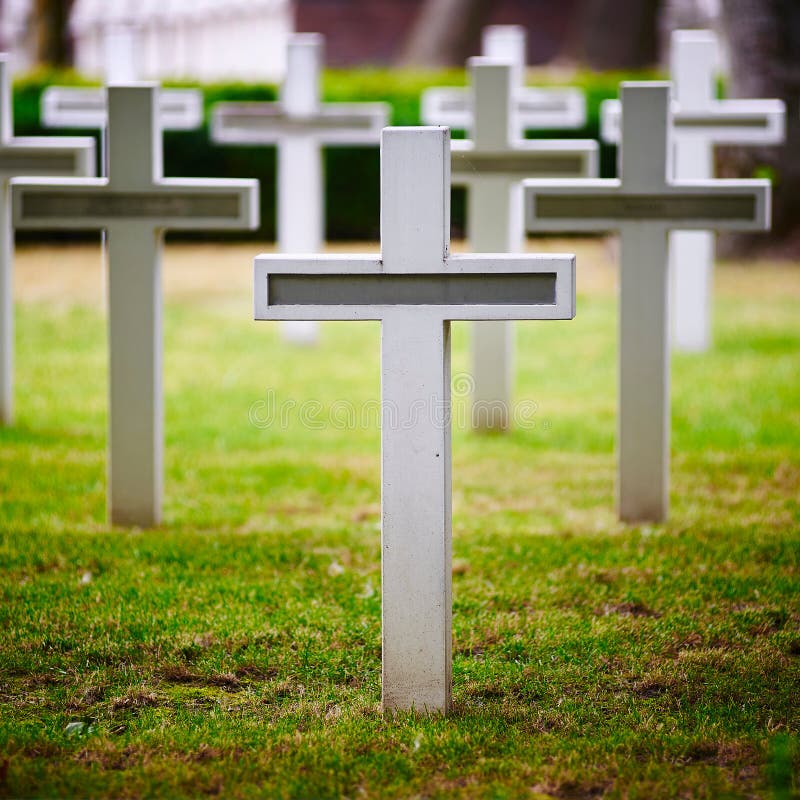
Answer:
[1,243,799,799]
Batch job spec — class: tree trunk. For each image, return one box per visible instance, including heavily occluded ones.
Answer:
[560,0,662,69]
[398,0,490,67]
[34,0,74,67]
[719,0,800,255]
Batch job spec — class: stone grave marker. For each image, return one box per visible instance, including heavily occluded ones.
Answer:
[213,33,389,345]
[254,126,575,712]
[452,56,596,431]
[525,82,770,523]
[0,56,96,426]
[42,15,203,143]
[422,24,585,135]
[601,31,785,352]
[12,84,259,527]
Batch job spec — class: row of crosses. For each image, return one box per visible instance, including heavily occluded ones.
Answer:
[0,29,779,714]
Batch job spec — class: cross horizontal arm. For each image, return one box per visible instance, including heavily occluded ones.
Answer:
[516,88,586,127]
[524,178,770,233]
[11,177,259,231]
[211,102,389,145]
[450,139,597,182]
[422,86,585,130]
[41,86,204,131]
[254,253,575,321]
[601,98,786,145]
[0,137,95,177]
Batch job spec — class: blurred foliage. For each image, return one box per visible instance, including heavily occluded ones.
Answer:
[11,67,660,241]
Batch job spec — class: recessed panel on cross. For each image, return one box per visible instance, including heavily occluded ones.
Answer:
[17,185,249,227]
[266,271,558,308]
[257,259,570,320]
[529,188,763,225]
[0,150,84,174]
[255,126,575,714]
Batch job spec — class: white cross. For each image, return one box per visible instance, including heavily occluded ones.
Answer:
[12,84,259,528]
[451,56,597,431]
[421,25,586,135]
[0,56,96,426]
[601,30,785,353]
[42,10,203,137]
[213,33,389,346]
[254,126,575,713]
[525,82,770,523]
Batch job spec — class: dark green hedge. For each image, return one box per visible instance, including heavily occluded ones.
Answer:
[12,67,658,241]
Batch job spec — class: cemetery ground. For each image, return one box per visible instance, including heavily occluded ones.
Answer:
[1,238,798,800]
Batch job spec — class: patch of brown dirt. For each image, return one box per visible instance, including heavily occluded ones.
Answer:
[596,601,660,618]
[111,691,160,711]
[160,666,241,691]
[531,780,610,799]
[631,679,670,699]
[233,663,276,681]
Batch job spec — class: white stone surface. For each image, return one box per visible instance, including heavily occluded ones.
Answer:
[451,57,597,431]
[103,21,138,83]
[600,31,785,353]
[254,126,575,713]
[12,84,259,526]
[0,0,38,72]
[482,25,526,86]
[422,25,586,135]
[0,56,95,426]
[525,82,770,523]
[213,33,388,345]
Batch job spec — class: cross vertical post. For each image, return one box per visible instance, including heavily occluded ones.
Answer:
[468,61,517,432]
[0,57,95,425]
[669,31,718,352]
[617,85,673,521]
[451,59,596,431]
[0,176,10,426]
[380,128,453,712]
[106,87,164,526]
[279,34,328,346]
[279,33,323,255]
